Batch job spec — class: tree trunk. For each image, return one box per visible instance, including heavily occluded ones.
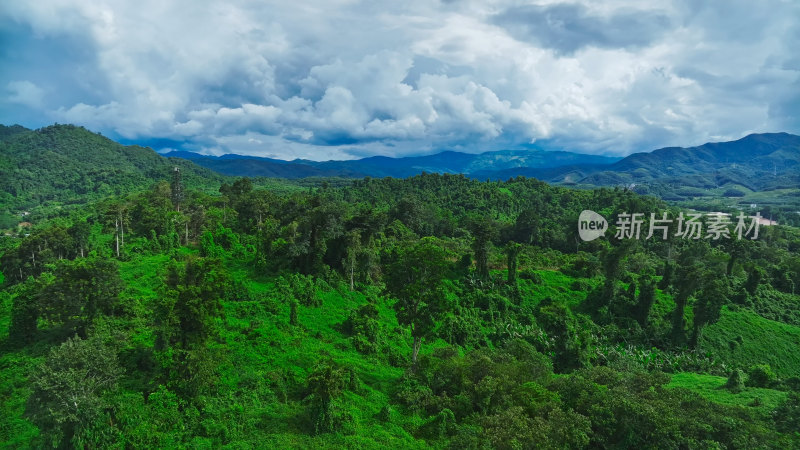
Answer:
[350,264,354,291]
[411,335,421,366]
[185,221,189,245]
[115,219,120,257]
[477,248,489,280]
[690,323,703,349]
[506,245,520,284]
[671,292,689,345]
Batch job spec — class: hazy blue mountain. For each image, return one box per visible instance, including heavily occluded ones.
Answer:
[160,151,355,178]
[3,123,798,211]
[605,132,800,176]
[165,133,799,185]
[574,133,800,189]
[155,128,800,204]
[474,133,800,190]
[163,147,622,179]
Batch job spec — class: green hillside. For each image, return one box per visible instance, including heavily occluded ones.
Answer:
[1,166,799,447]
[702,308,800,377]
[0,124,223,212]
[1,127,800,447]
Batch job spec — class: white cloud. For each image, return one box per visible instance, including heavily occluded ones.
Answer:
[6,80,45,109]
[1,0,798,159]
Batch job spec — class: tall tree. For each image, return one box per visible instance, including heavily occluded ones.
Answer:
[159,257,228,350]
[68,220,91,258]
[342,229,362,291]
[170,166,184,212]
[305,359,357,434]
[27,336,121,448]
[8,276,41,344]
[35,257,123,336]
[468,217,498,280]
[295,198,345,274]
[513,208,540,245]
[602,240,634,300]
[100,199,130,257]
[670,242,711,346]
[385,237,451,365]
[634,274,656,327]
[505,242,522,284]
[156,257,229,397]
[690,277,728,348]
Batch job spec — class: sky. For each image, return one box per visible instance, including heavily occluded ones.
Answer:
[1,0,798,161]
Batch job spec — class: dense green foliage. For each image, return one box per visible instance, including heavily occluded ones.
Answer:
[0,124,225,214]
[171,131,800,227]
[2,145,800,447]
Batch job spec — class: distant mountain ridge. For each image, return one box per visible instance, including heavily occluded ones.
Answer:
[2,123,799,212]
[551,133,800,192]
[595,132,800,179]
[163,147,622,179]
[162,132,800,194]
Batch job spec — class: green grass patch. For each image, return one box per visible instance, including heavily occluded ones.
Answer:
[667,372,787,415]
[701,307,800,377]
[518,270,597,309]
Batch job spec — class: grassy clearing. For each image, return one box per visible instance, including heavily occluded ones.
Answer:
[701,307,800,377]
[667,372,787,415]
[518,270,597,309]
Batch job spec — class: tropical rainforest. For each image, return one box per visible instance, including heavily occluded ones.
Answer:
[1,125,800,448]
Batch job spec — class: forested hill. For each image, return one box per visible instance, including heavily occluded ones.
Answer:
[0,124,222,211]
[1,171,800,447]
[608,132,800,175]
[578,132,800,187]
[476,132,800,190]
[0,124,28,141]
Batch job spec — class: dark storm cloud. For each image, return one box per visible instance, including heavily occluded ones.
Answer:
[492,3,672,54]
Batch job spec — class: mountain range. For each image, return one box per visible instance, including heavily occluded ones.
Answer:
[162,148,622,179]
[2,123,799,212]
[162,133,800,191]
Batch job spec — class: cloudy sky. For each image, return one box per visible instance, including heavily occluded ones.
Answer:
[1,0,798,160]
